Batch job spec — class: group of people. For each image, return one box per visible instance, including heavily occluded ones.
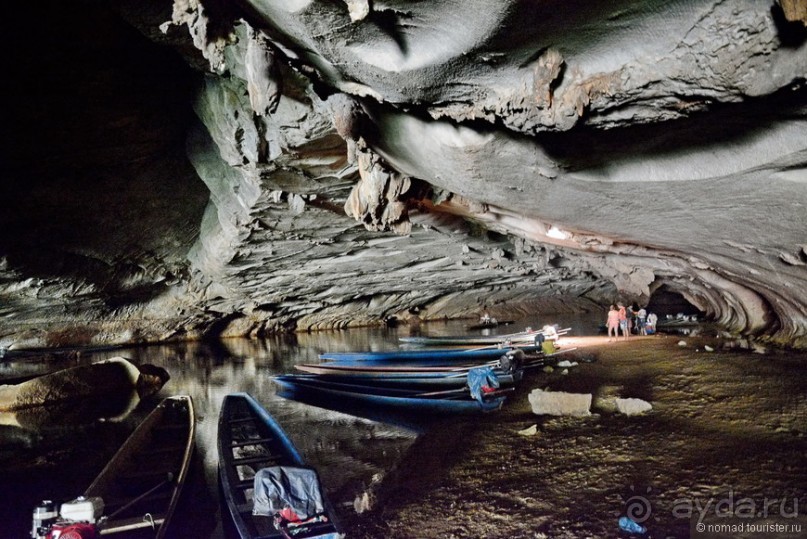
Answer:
[606,302,658,341]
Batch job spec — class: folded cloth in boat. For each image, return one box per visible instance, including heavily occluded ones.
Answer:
[467,366,500,403]
[253,466,325,520]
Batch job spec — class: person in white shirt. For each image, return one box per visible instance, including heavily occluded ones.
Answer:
[637,307,647,335]
[646,311,658,334]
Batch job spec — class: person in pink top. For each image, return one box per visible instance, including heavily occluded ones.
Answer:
[606,304,620,341]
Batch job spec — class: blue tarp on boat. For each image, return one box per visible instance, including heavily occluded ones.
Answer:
[253,466,325,519]
[466,366,500,403]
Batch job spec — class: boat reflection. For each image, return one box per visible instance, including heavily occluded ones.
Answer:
[275,386,433,434]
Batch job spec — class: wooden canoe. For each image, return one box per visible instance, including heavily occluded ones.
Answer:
[275,375,513,401]
[274,377,507,414]
[318,346,513,362]
[278,369,522,390]
[218,393,341,539]
[399,328,569,347]
[85,395,195,537]
[294,361,499,375]
[399,330,537,346]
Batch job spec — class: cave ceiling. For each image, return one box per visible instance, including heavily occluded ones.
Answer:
[1,0,806,349]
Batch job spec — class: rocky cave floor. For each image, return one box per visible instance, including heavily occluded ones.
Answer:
[342,334,807,539]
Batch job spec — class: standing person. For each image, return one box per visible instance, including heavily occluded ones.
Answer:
[647,311,658,334]
[606,305,620,342]
[637,306,647,335]
[627,304,636,334]
[617,302,629,339]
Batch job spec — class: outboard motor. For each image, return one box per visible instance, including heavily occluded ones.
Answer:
[31,500,58,539]
[47,522,99,539]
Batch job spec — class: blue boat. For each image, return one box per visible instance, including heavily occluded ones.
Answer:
[295,361,500,376]
[273,376,507,414]
[399,328,569,347]
[218,393,341,539]
[280,369,522,390]
[319,346,514,362]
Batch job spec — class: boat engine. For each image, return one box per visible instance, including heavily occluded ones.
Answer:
[46,522,99,539]
[31,497,102,539]
[31,500,58,539]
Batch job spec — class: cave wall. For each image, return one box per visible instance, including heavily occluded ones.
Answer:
[1,0,806,349]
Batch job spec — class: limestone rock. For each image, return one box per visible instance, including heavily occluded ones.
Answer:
[614,398,653,416]
[528,389,592,417]
[0,358,168,412]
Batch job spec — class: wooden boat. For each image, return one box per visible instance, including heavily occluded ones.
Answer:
[88,395,194,537]
[281,369,522,390]
[33,396,195,538]
[294,361,500,376]
[274,376,508,414]
[319,346,513,362]
[400,328,570,347]
[218,393,341,539]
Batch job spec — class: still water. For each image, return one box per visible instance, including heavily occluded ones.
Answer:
[0,314,599,537]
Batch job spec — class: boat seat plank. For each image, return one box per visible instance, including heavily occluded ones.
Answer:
[235,479,255,490]
[230,437,274,448]
[233,454,280,466]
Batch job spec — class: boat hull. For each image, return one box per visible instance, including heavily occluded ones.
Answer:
[274,378,506,414]
[84,395,195,538]
[280,370,521,389]
[217,393,341,539]
[319,346,513,362]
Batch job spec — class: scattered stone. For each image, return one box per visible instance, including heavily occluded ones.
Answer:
[704,345,714,352]
[353,490,374,513]
[542,365,554,373]
[528,389,592,417]
[678,340,687,347]
[614,397,653,416]
[517,424,539,436]
[752,342,767,354]
[556,360,578,368]
[561,369,569,375]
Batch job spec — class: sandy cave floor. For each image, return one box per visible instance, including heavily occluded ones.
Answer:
[340,334,807,539]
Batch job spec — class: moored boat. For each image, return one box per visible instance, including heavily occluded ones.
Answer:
[30,395,195,538]
[278,368,522,390]
[274,375,508,414]
[218,393,341,539]
[400,327,570,347]
[319,346,513,362]
[294,361,501,376]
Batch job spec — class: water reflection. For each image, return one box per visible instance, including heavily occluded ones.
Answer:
[0,315,594,537]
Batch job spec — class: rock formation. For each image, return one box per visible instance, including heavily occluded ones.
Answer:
[1,0,806,348]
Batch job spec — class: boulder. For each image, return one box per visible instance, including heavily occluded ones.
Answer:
[614,398,653,416]
[528,389,592,417]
